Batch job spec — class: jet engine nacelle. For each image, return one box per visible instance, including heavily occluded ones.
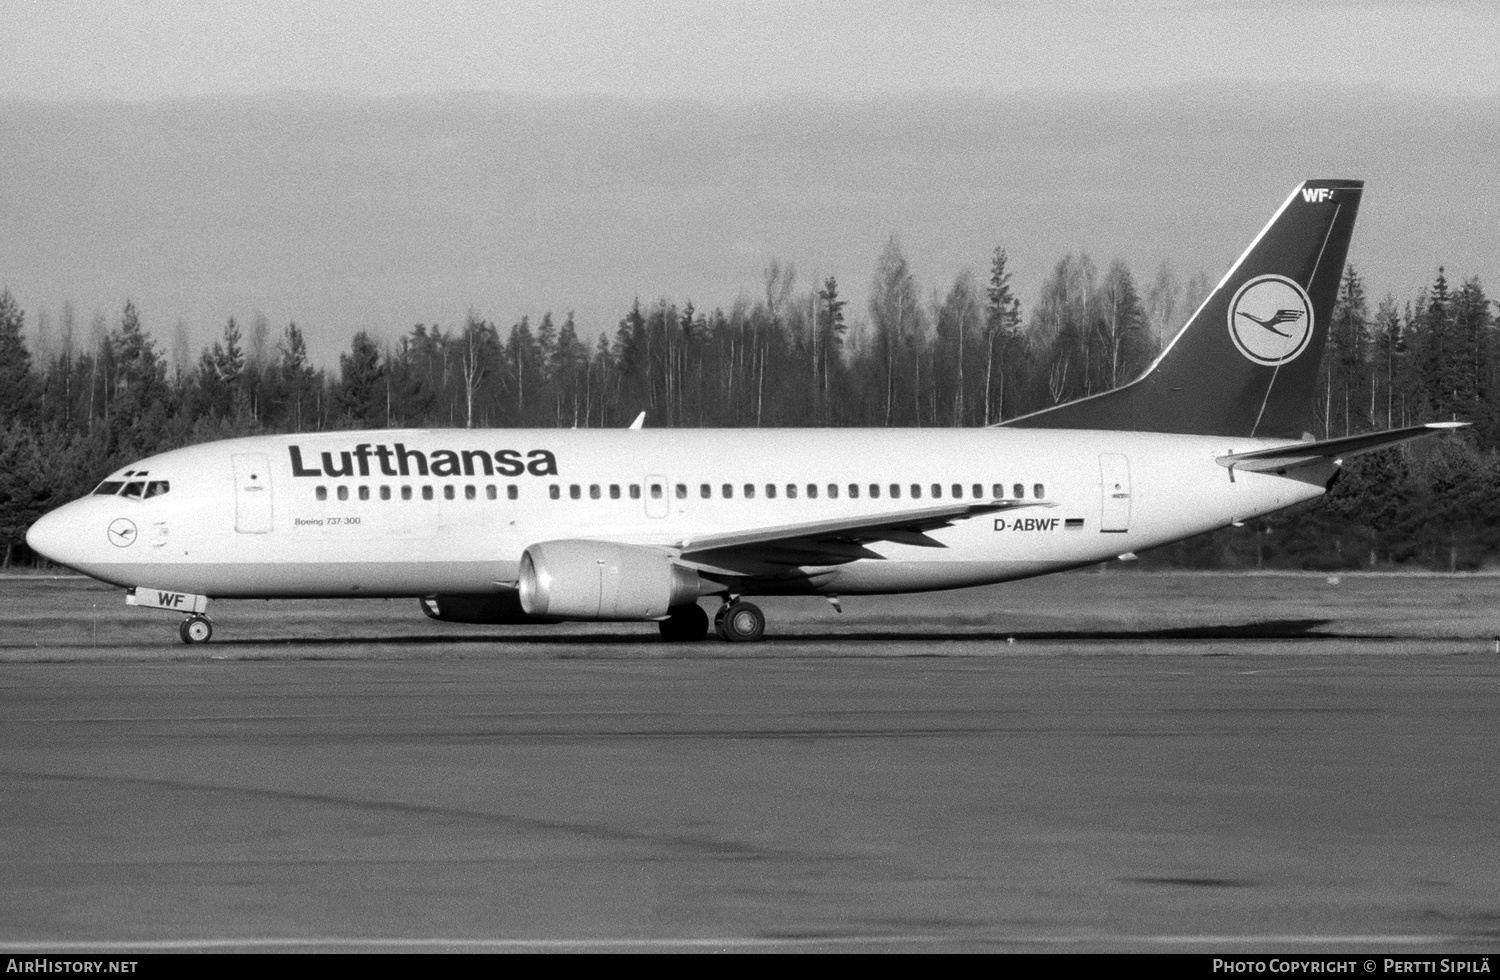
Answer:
[518,540,702,620]
[419,591,559,624]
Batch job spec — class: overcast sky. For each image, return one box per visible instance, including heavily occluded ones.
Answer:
[6,0,1498,102]
[1,1,1496,364]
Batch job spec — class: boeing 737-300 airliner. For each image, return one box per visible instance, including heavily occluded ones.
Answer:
[25,179,1463,643]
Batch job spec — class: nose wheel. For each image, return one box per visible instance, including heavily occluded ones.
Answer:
[179,615,213,644]
[714,600,765,642]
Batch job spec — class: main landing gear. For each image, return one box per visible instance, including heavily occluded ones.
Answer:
[178,615,213,644]
[657,599,767,642]
[714,600,765,642]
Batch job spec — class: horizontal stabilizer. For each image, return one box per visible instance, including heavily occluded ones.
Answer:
[1216,422,1467,473]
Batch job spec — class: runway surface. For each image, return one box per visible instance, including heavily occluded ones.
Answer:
[3,574,1500,952]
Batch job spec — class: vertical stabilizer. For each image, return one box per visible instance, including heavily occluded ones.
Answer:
[1003,179,1363,439]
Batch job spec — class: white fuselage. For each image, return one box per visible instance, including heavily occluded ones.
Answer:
[28,427,1332,602]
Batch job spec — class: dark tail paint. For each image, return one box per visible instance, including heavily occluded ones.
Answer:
[1003,179,1363,439]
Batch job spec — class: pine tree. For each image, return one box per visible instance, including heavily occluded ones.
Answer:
[1419,267,1454,418]
[983,247,1022,423]
[0,290,37,424]
[276,323,318,432]
[815,276,847,423]
[1326,265,1369,437]
[337,331,384,427]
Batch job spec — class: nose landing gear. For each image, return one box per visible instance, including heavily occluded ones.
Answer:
[714,600,765,642]
[178,615,213,644]
[127,587,214,644]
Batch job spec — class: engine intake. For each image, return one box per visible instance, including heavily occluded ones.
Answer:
[519,540,702,620]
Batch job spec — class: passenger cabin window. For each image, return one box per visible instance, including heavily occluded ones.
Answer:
[766,484,777,499]
[358,486,370,501]
[422,486,434,501]
[610,484,621,499]
[827,484,838,499]
[550,485,560,500]
[630,484,642,500]
[869,484,879,499]
[972,483,983,499]
[889,484,901,499]
[786,484,798,499]
[700,484,711,499]
[316,486,328,501]
[402,486,412,501]
[486,485,496,500]
[649,484,662,500]
[444,485,455,500]
[675,483,687,499]
[993,483,1004,498]
[911,484,921,499]
[952,483,963,499]
[380,486,392,501]
[570,484,581,500]
[590,485,601,500]
[744,484,755,499]
[465,485,477,500]
[807,484,818,499]
[337,486,349,501]
[1034,483,1046,499]
[722,484,733,498]
[932,484,942,499]
[1014,483,1025,499]
[507,486,519,500]
[848,483,859,499]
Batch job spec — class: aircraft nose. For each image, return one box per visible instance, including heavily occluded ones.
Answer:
[26,507,79,567]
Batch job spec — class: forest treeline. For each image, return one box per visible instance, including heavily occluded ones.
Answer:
[1,238,1496,570]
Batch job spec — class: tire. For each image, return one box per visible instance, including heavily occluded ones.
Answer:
[659,604,709,642]
[179,616,213,644]
[717,601,765,643]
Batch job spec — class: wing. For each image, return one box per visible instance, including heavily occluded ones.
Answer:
[1217,422,1466,473]
[673,498,1057,574]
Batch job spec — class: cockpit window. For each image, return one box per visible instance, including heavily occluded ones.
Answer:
[144,481,170,498]
[93,481,124,496]
[121,482,146,500]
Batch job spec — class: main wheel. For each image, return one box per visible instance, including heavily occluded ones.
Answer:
[715,601,765,642]
[659,604,709,642]
[179,615,213,645]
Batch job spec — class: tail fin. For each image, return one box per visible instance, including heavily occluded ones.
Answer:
[1003,179,1364,439]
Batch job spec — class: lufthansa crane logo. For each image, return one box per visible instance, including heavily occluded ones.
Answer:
[1227,274,1314,366]
[107,518,138,548]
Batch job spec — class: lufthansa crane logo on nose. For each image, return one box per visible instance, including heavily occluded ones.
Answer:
[1227,274,1314,366]
[107,518,137,548]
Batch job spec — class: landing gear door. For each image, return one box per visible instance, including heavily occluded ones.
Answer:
[644,474,669,519]
[232,453,274,534]
[1099,453,1131,533]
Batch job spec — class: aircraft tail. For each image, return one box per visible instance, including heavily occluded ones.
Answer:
[1003,179,1364,439]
